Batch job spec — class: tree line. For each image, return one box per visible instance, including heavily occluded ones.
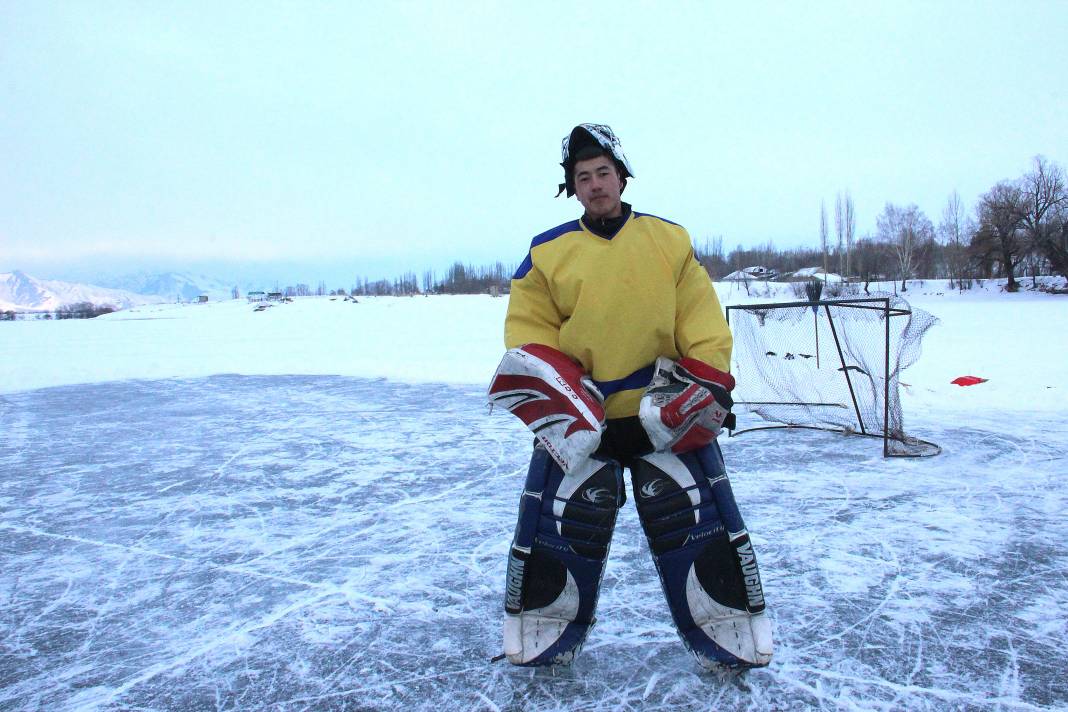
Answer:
[1,302,118,320]
[281,262,518,298]
[699,155,1066,292]
[255,154,1068,299]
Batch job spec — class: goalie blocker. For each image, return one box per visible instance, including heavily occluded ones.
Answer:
[488,344,605,474]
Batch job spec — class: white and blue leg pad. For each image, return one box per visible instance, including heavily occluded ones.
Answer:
[503,444,623,666]
[631,441,773,669]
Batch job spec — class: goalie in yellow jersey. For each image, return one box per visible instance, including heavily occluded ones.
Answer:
[488,124,773,670]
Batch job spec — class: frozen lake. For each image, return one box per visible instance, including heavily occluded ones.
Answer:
[1,375,1066,710]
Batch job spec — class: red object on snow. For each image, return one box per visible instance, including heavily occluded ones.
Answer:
[951,376,988,386]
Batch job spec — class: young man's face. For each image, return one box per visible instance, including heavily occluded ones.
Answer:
[574,154,624,220]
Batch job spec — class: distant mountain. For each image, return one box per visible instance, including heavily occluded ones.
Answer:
[0,271,167,312]
[91,271,237,302]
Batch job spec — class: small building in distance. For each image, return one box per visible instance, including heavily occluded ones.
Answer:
[723,265,779,281]
[196,295,209,303]
[784,267,845,283]
[247,291,267,303]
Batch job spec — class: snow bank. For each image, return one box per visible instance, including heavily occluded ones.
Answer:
[0,295,507,394]
[1,280,1064,416]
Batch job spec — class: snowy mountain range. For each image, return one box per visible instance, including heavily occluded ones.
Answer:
[0,271,167,312]
[0,270,247,312]
[90,271,236,303]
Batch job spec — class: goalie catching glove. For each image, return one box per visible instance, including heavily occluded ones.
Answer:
[639,356,735,454]
[488,344,606,473]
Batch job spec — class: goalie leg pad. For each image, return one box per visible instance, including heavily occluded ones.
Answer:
[631,441,773,669]
[503,445,623,666]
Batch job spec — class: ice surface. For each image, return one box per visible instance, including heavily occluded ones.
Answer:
[2,376,1065,710]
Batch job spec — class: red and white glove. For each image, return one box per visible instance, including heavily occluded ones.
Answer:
[639,356,735,454]
[488,344,605,473]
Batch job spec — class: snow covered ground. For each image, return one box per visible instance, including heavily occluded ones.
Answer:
[1,281,1066,710]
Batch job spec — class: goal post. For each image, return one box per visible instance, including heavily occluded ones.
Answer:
[725,296,940,457]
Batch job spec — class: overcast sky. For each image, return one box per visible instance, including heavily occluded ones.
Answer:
[2,1,1066,284]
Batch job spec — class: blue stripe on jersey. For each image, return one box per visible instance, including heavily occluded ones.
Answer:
[633,212,682,227]
[593,363,656,398]
[513,219,583,279]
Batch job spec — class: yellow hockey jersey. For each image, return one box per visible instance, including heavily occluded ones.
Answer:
[504,210,732,419]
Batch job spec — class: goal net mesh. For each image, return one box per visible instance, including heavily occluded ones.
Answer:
[726,296,940,457]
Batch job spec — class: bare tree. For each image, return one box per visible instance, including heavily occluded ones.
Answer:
[851,234,892,293]
[820,200,829,275]
[877,203,933,292]
[939,191,970,290]
[844,191,855,279]
[1019,155,1068,281]
[973,181,1027,291]
[834,191,856,279]
[834,193,845,276]
[695,235,727,279]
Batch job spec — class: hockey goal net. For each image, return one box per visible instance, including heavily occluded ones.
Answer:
[725,296,940,457]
